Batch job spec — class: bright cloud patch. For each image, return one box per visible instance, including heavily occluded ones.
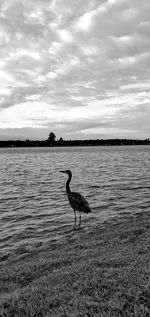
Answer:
[0,0,150,139]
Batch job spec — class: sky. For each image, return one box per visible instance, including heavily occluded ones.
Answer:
[0,0,150,140]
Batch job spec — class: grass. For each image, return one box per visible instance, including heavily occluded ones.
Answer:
[0,211,150,316]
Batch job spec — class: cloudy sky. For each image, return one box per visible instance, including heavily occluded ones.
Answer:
[0,0,150,140]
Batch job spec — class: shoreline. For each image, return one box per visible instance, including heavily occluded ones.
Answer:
[0,144,150,149]
[0,210,150,316]
[0,138,150,148]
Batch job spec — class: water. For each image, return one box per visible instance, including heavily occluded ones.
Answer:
[0,146,150,257]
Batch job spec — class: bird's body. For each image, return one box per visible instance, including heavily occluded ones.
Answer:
[60,170,91,229]
[68,191,91,213]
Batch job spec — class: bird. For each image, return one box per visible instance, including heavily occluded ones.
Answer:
[60,170,91,229]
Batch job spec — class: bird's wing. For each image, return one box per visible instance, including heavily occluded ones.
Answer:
[68,191,91,212]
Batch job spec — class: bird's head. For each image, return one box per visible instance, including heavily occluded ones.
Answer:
[60,169,72,177]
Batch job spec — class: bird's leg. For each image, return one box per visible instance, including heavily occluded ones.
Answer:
[79,212,81,229]
[74,210,76,230]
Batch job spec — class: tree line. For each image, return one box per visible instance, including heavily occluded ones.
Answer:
[0,131,150,147]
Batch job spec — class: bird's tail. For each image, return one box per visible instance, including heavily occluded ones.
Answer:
[85,207,92,213]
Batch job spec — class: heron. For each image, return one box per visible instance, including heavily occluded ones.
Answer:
[60,170,91,229]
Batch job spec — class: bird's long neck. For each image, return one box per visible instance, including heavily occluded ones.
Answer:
[66,173,72,194]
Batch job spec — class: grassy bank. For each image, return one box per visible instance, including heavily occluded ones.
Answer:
[0,211,150,317]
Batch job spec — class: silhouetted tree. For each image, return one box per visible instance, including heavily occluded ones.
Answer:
[48,132,56,142]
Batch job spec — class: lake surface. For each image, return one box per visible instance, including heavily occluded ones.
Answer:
[0,146,150,257]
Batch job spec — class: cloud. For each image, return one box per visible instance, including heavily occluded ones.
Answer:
[0,0,150,139]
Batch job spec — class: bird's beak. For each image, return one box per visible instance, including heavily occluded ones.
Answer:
[59,170,65,173]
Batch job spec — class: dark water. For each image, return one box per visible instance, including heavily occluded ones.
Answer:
[0,146,150,256]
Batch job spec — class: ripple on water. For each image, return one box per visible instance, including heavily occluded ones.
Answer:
[0,145,150,257]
